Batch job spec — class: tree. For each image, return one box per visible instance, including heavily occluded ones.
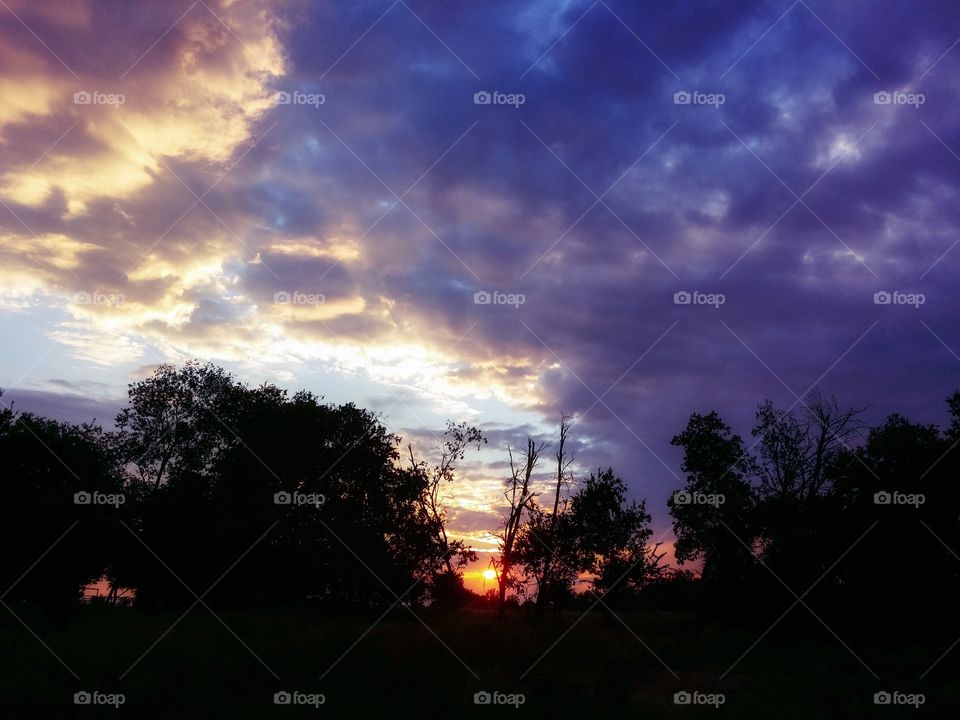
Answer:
[668,411,756,581]
[108,364,263,606]
[213,392,438,607]
[514,502,578,615]
[114,361,241,489]
[512,423,662,615]
[752,391,867,502]
[834,411,959,628]
[667,391,960,632]
[110,363,461,609]
[406,421,484,605]
[750,393,867,586]
[0,394,123,604]
[947,390,960,441]
[573,468,662,605]
[514,416,577,618]
[494,438,542,616]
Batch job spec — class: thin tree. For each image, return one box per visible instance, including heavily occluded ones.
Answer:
[407,422,484,577]
[534,415,574,618]
[494,438,542,617]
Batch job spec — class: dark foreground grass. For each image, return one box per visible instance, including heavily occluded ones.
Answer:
[1,603,956,718]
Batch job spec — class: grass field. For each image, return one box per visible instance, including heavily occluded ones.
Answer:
[1,603,956,718]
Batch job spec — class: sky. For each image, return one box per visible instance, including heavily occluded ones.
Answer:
[1,0,959,588]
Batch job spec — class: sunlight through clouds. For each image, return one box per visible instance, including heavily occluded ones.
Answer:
[0,0,287,214]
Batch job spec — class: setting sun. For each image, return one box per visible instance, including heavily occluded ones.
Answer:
[482,569,497,581]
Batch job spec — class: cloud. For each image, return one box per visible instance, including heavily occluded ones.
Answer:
[0,387,121,427]
[0,0,287,214]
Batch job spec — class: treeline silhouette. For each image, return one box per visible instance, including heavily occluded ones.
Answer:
[2,363,959,638]
[667,391,960,636]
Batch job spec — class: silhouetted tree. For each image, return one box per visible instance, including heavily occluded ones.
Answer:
[832,408,960,631]
[514,416,577,619]
[573,468,662,606]
[668,411,756,581]
[0,394,123,604]
[669,390,960,633]
[514,502,578,614]
[750,393,867,587]
[513,423,662,615]
[114,361,240,489]
[407,421,484,607]
[110,363,465,609]
[494,438,541,617]
[212,391,438,607]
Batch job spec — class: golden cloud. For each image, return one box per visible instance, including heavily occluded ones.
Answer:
[0,1,287,214]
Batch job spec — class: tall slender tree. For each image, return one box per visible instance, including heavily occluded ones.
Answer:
[494,438,541,616]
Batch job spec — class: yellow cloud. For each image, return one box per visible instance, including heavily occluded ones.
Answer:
[0,1,287,214]
[266,295,367,322]
[0,77,65,131]
[262,237,362,262]
[0,232,101,271]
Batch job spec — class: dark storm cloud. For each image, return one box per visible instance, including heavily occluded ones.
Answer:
[260,0,960,519]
